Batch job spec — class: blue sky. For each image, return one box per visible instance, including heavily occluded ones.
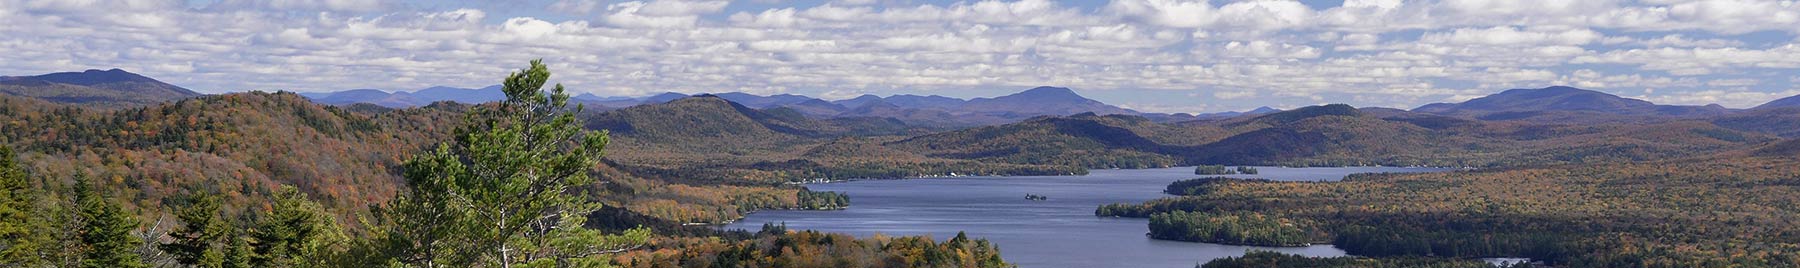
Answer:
[5,0,1800,113]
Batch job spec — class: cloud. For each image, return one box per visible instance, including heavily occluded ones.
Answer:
[0,0,1797,112]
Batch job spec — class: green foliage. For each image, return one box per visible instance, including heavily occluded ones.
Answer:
[796,190,848,210]
[0,145,44,266]
[1162,177,1272,196]
[1193,165,1234,175]
[1200,251,1503,268]
[373,59,646,267]
[1147,211,1313,247]
[74,179,146,268]
[618,230,1013,268]
[248,186,346,267]
[160,193,228,267]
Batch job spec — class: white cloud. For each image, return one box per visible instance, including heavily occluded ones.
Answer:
[0,0,1798,112]
[1419,26,1601,46]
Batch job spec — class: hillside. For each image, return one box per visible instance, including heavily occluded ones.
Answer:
[1754,94,1800,110]
[0,91,458,215]
[1714,107,1800,138]
[0,69,200,106]
[887,113,1229,168]
[1414,86,1730,120]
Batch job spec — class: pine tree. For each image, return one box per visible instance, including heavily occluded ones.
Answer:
[220,234,252,268]
[378,59,646,267]
[249,186,345,267]
[74,179,146,268]
[0,145,43,266]
[160,193,227,267]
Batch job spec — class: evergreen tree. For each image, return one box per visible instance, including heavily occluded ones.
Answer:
[378,59,645,267]
[74,179,146,268]
[0,145,43,266]
[160,193,227,267]
[249,186,345,267]
[221,235,252,268]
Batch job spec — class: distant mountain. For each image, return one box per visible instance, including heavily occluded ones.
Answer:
[307,85,502,107]
[585,95,915,147]
[832,94,885,108]
[713,92,819,108]
[1413,86,1730,120]
[1187,106,1280,119]
[830,94,966,110]
[959,86,1136,116]
[0,68,200,106]
[776,99,847,117]
[1755,94,1800,110]
[639,92,689,104]
[414,85,505,104]
[884,94,966,110]
[839,100,1002,128]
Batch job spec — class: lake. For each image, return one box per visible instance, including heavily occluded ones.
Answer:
[720,166,1455,268]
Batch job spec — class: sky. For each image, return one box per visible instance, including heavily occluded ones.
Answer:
[3,0,1800,113]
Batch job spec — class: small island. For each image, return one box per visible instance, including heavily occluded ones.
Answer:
[1194,165,1260,175]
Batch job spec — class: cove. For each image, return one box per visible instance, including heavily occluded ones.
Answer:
[721,166,1453,268]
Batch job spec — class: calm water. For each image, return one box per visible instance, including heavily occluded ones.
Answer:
[720,166,1453,268]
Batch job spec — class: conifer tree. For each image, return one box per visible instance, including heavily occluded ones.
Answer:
[0,145,43,266]
[74,179,146,268]
[161,193,227,267]
[378,59,646,267]
[249,186,345,267]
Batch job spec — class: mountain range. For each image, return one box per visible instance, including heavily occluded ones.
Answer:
[8,69,1800,132]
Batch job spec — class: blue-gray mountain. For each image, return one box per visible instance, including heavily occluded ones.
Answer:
[1413,86,1732,122]
[0,69,199,106]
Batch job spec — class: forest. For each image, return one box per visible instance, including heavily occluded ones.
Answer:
[1100,144,1800,267]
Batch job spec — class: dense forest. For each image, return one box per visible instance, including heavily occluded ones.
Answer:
[1100,144,1800,267]
[615,223,1012,268]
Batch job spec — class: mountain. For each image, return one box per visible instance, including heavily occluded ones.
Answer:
[832,94,885,108]
[1755,94,1800,109]
[830,94,966,110]
[639,92,689,104]
[886,113,1194,169]
[1186,106,1281,119]
[776,99,848,117]
[883,94,965,110]
[0,68,200,106]
[840,100,1009,128]
[413,85,505,104]
[958,86,1136,116]
[307,85,504,107]
[713,92,820,108]
[1413,86,1730,121]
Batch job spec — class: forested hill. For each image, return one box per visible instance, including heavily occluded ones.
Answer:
[0,69,200,106]
[0,91,459,214]
[891,103,1781,168]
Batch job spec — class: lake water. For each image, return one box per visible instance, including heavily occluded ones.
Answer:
[720,166,1455,268]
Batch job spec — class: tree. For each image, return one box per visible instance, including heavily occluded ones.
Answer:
[75,179,146,268]
[378,59,645,267]
[160,193,228,267]
[0,145,44,266]
[249,186,345,267]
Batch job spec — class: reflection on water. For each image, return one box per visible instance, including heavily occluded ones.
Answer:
[721,166,1452,268]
